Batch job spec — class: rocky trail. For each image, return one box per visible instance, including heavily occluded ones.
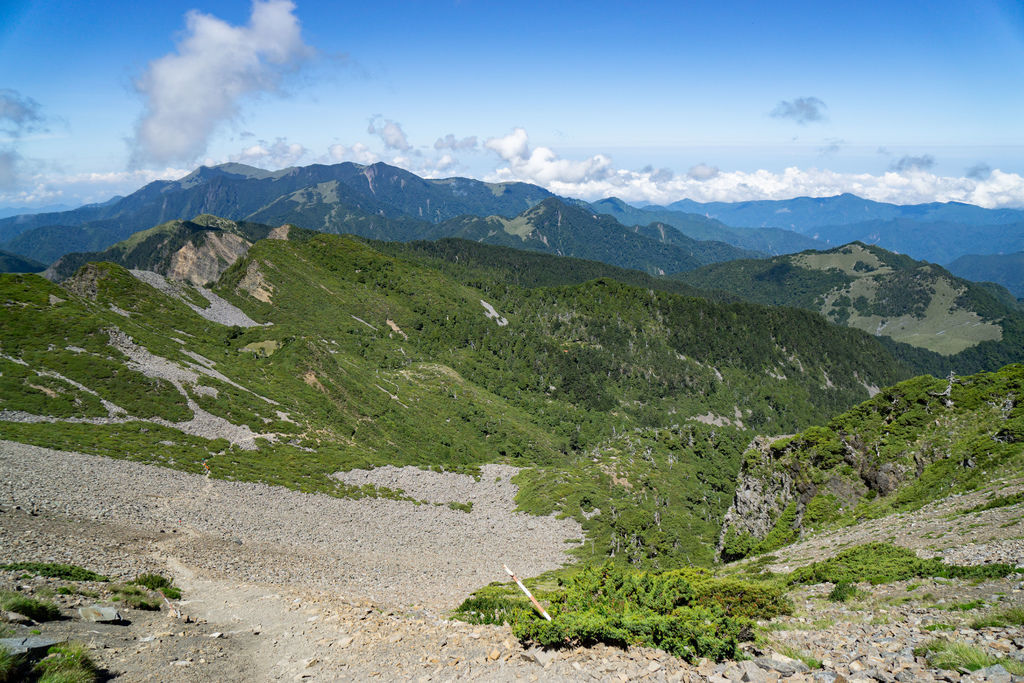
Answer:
[3,440,1024,681]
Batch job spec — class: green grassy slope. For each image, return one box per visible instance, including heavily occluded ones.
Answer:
[0,230,914,567]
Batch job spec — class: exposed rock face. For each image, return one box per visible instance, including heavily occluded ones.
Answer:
[236,260,274,303]
[166,232,251,286]
[62,262,102,299]
[717,436,796,559]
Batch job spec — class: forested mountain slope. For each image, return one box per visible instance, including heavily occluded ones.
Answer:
[0,229,910,567]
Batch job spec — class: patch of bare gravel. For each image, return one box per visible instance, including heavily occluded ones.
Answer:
[129,269,266,328]
[0,440,581,612]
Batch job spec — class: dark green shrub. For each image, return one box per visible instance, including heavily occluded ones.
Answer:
[510,564,787,662]
[827,581,865,602]
[131,574,180,599]
[789,543,1021,585]
[0,563,107,583]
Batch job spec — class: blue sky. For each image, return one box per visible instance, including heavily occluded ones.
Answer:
[1,0,1023,208]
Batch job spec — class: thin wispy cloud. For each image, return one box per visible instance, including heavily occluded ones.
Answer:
[891,154,935,172]
[966,163,991,180]
[0,90,45,137]
[0,89,47,189]
[771,97,828,125]
[130,0,313,166]
[434,134,478,151]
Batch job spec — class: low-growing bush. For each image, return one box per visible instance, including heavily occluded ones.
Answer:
[963,492,1024,515]
[0,563,107,583]
[827,581,867,603]
[110,585,161,611]
[506,563,789,662]
[131,574,181,599]
[0,591,61,622]
[788,543,1021,585]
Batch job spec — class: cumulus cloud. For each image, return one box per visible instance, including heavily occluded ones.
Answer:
[367,116,411,151]
[891,154,935,172]
[229,137,308,168]
[687,163,719,181]
[434,134,478,151]
[475,128,1024,209]
[130,0,312,166]
[326,142,379,165]
[771,97,828,125]
[485,127,613,185]
[966,163,992,180]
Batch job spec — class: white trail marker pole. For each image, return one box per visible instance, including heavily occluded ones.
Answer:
[504,564,552,621]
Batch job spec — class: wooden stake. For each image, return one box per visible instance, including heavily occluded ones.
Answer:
[504,564,551,621]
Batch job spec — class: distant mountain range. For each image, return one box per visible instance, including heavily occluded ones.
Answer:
[946,252,1024,298]
[587,197,823,255]
[0,162,757,276]
[667,193,1024,231]
[4,162,1024,290]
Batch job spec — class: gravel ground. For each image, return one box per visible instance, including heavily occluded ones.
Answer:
[0,440,581,612]
[130,269,266,328]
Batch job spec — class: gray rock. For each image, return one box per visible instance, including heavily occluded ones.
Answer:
[0,635,64,655]
[756,655,811,674]
[527,648,554,667]
[1,609,35,625]
[78,605,122,623]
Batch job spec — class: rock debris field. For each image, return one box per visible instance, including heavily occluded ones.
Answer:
[5,439,1024,681]
[0,440,580,611]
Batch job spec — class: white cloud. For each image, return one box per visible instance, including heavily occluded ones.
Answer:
[326,142,379,165]
[367,116,411,151]
[485,128,613,185]
[434,134,478,151]
[687,163,719,180]
[480,128,1024,208]
[229,138,308,168]
[130,0,312,166]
